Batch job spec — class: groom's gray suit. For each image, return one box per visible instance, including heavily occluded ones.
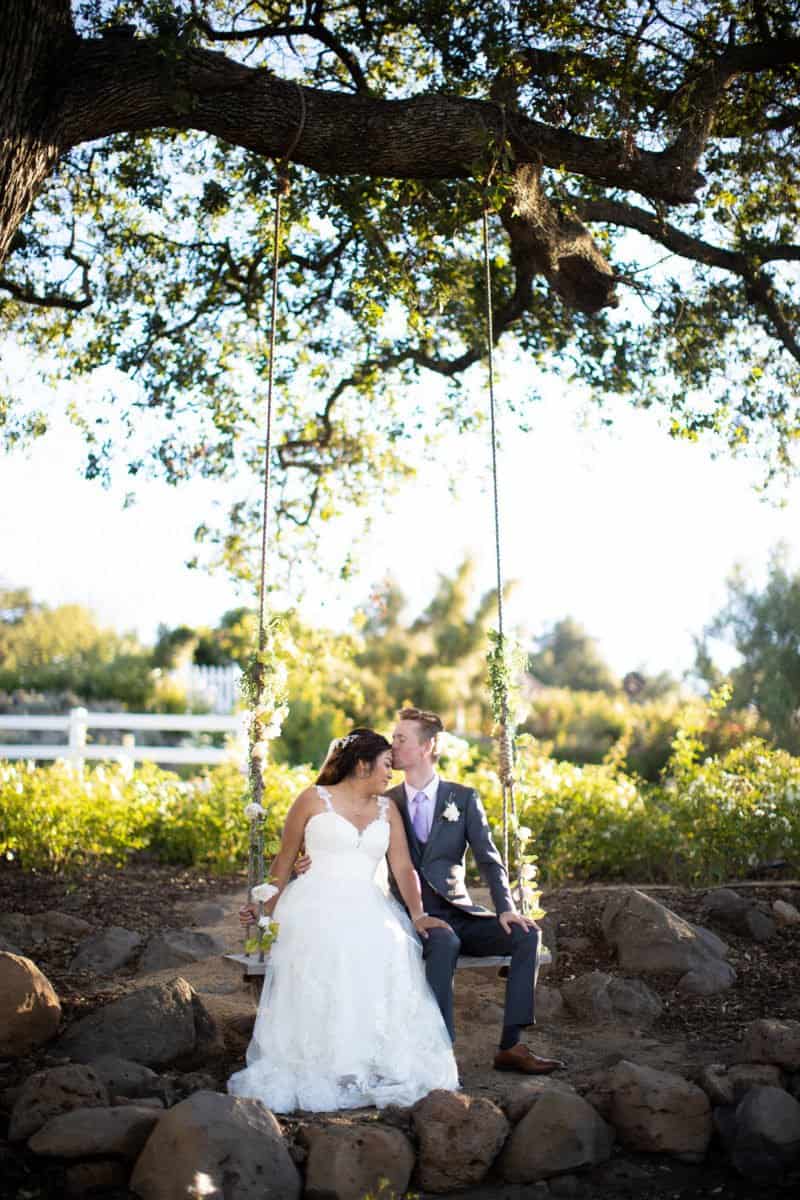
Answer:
[386,779,540,1042]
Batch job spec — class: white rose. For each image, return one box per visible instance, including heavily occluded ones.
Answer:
[251,882,279,903]
[244,802,266,819]
[257,915,273,931]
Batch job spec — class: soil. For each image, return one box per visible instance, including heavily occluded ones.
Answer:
[1,859,799,1200]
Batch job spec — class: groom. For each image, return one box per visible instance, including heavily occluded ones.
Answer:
[388,707,564,1075]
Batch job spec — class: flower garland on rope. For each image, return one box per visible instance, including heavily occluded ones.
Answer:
[240,616,289,959]
[487,630,544,921]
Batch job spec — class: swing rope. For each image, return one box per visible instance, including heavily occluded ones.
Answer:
[480,203,527,916]
[246,88,307,952]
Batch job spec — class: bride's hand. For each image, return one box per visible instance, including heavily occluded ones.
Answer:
[412,914,451,940]
[238,904,258,927]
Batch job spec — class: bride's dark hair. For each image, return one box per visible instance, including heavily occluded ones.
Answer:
[316,728,391,786]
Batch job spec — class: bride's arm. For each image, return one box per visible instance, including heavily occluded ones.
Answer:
[386,801,450,938]
[258,787,317,914]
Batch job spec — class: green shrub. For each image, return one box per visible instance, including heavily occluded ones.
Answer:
[0,757,311,874]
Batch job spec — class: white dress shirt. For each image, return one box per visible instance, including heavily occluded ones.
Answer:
[404,773,439,842]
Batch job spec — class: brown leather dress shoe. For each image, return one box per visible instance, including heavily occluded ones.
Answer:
[493,1043,566,1074]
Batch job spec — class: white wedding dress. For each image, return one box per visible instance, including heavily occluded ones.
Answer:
[228,786,459,1112]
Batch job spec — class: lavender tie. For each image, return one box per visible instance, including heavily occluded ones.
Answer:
[411,791,429,842]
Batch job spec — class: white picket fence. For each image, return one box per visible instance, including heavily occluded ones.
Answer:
[0,708,247,769]
[169,663,243,714]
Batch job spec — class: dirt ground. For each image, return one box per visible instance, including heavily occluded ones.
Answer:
[2,859,799,1199]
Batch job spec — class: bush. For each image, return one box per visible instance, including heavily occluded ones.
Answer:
[0,757,311,874]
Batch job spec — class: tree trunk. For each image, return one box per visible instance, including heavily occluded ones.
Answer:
[0,2,74,266]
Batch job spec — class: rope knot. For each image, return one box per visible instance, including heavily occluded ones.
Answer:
[497,722,515,786]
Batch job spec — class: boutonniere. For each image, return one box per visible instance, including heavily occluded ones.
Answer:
[442,801,460,822]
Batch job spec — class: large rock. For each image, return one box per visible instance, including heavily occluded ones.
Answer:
[0,911,91,943]
[138,929,227,973]
[0,953,61,1057]
[700,889,776,942]
[601,889,732,991]
[55,977,218,1067]
[773,899,800,927]
[130,1090,301,1200]
[498,1076,577,1125]
[88,1056,163,1100]
[561,972,662,1027]
[175,901,227,927]
[9,1064,108,1141]
[70,927,142,974]
[500,1090,614,1182]
[64,1159,129,1198]
[699,1063,785,1107]
[607,1060,712,1162]
[676,959,736,996]
[303,1124,415,1200]
[29,1104,162,1161]
[715,1086,800,1181]
[742,1019,800,1070]
[412,1089,509,1192]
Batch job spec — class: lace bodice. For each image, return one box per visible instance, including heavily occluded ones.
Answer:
[302,786,390,882]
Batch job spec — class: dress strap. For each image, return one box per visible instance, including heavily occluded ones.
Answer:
[316,784,333,811]
[376,795,390,821]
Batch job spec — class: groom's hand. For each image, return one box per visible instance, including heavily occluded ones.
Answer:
[294,853,312,874]
[499,911,540,935]
[413,915,451,940]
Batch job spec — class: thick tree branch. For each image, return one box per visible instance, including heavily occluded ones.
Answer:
[574,196,800,365]
[53,37,704,204]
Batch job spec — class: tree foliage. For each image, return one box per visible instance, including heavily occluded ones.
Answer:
[528,615,620,693]
[1,2,799,575]
[697,546,800,751]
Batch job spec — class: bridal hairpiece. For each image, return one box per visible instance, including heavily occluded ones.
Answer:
[335,733,358,751]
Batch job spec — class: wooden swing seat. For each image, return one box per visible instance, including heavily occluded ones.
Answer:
[226,945,551,977]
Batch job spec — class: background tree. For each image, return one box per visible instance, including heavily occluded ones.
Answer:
[0,593,154,706]
[0,2,799,580]
[529,616,620,693]
[696,546,800,751]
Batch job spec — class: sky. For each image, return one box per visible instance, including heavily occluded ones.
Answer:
[2,348,798,684]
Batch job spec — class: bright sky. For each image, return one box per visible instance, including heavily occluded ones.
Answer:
[1,344,797,683]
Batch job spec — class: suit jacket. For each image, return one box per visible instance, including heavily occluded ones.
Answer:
[386,779,514,918]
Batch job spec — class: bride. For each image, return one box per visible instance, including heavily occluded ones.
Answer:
[228,727,459,1112]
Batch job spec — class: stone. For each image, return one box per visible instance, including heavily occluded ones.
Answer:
[303,1124,415,1200]
[0,953,61,1057]
[175,901,227,926]
[773,899,800,926]
[0,934,22,954]
[715,1085,800,1181]
[500,1089,613,1182]
[9,1064,108,1141]
[38,912,92,938]
[701,890,777,942]
[69,927,142,974]
[729,1064,786,1099]
[698,1063,785,1108]
[55,977,218,1068]
[498,1077,577,1125]
[607,1060,712,1162]
[676,959,736,996]
[65,1159,129,1198]
[412,1088,509,1191]
[88,1056,163,1099]
[561,971,662,1026]
[742,1019,800,1070]
[29,1104,162,1161]
[536,984,566,1023]
[114,1096,165,1109]
[601,889,730,982]
[138,929,227,972]
[130,1090,301,1200]
[0,911,91,943]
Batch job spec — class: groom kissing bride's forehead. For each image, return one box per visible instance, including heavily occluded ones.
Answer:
[386,706,564,1075]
